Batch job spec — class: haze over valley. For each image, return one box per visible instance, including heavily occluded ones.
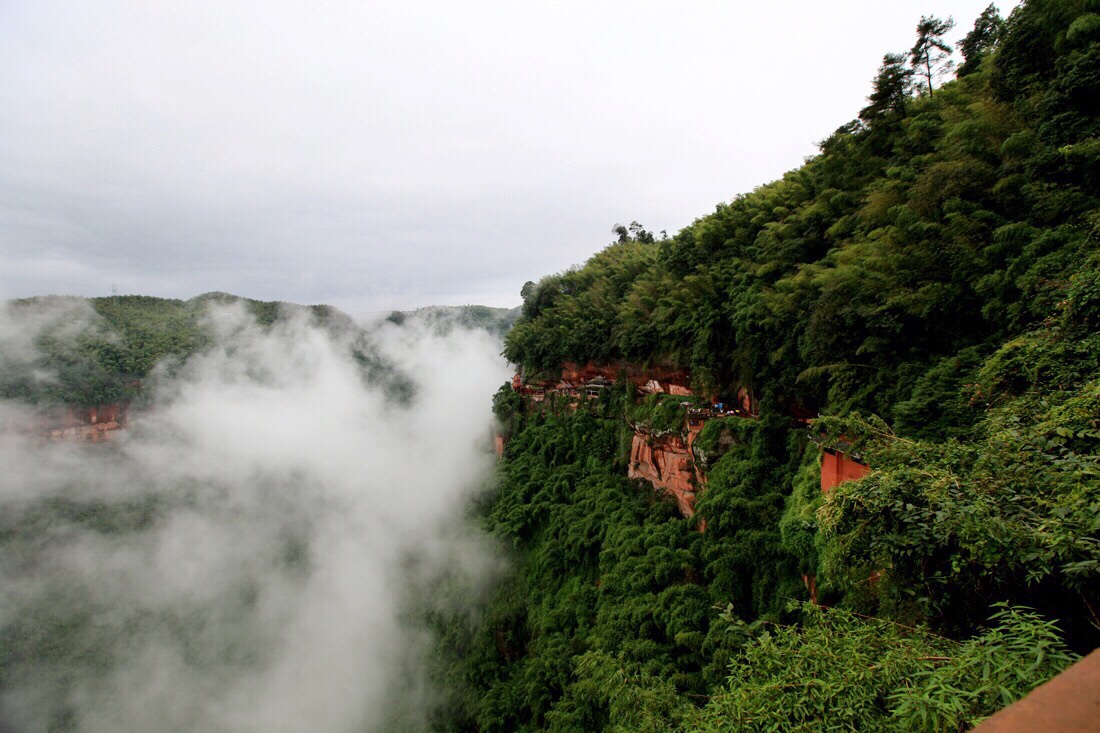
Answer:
[0,299,511,731]
[3,0,1099,731]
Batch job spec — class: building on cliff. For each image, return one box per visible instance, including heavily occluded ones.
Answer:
[820,447,870,492]
[585,376,611,398]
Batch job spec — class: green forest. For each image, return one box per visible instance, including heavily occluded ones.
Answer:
[433,2,1100,730]
[4,1,1097,729]
[0,293,477,409]
[0,292,352,407]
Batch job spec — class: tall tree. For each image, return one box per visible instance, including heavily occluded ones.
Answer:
[612,221,655,244]
[957,4,1005,77]
[910,15,956,96]
[859,53,913,125]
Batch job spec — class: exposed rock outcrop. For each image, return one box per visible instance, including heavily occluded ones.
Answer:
[509,363,837,519]
[628,419,707,517]
[559,361,694,396]
[21,402,131,443]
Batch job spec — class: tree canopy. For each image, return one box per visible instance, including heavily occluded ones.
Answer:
[443,2,1100,729]
[910,15,957,95]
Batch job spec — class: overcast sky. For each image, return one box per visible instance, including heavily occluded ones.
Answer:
[0,1,1018,314]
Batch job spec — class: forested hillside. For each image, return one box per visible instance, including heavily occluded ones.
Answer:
[436,2,1100,730]
[1,294,517,410]
[386,304,522,339]
[505,0,1097,420]
[0,293,360,407]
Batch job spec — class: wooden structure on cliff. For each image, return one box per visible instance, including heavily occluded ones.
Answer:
[585,376,611,398]
[508,363,808,522]
[820,446,870,492]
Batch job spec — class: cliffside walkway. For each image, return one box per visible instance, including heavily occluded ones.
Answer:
[509,365,869,515]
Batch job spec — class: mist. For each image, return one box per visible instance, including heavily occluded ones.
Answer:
[0,302,512,732]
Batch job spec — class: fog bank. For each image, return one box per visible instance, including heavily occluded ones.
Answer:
[0,304,512,732]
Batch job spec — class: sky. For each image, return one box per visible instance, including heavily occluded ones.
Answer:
[0,0,1019,314]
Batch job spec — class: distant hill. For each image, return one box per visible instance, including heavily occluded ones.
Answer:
[384,304,521,339]
[2,293,517,408]
[1,292,413,407]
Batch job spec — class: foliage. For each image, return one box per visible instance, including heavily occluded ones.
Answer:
[685,603,1076,732]
[958,4,1006,77]
[390,304,521,338]
[817,262,1100,644]
[1,295,206,406]
[860,53,913,126]
[10,2,1089,728]
[503,0,1100,424]
[433,413,710,731]
[460,3,1100,730]
[910,15,957,96]
[0,293,411,408]
[626,393,695,435]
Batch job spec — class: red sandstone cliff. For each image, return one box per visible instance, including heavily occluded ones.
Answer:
[510,363,870,519]
[559,361,695,396]
[628,419,707,517]
[20,402,131,443]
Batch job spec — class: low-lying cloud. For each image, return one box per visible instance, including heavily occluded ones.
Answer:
[0,303,512,732]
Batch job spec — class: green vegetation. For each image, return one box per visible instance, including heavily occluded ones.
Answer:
[687,603,1075,732]
[431,413,709,731]
[1,292,415,408]
[503,0,1099,416]
[439,2,1100,729]
[1,294,207,406]
[816,264,1100,644]
[626,393,695,434]
[387,304,521,338]
[4,1,1096,727]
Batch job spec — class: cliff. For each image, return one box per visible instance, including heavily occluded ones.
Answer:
[518,361,696,396]
[22,402,131,443]
[473,6,1100,726]
[511,365,862,518]
[627,420,706,516]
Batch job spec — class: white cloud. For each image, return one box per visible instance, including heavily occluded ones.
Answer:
[0,303,512,731]
[0,1,1019,309]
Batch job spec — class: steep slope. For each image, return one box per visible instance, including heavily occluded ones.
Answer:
[437,2,1100,730]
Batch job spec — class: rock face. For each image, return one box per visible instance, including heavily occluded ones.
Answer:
[559,361,693,396]
[510,363,756,518]
[33,402,130,443]
[628,420,707,517]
